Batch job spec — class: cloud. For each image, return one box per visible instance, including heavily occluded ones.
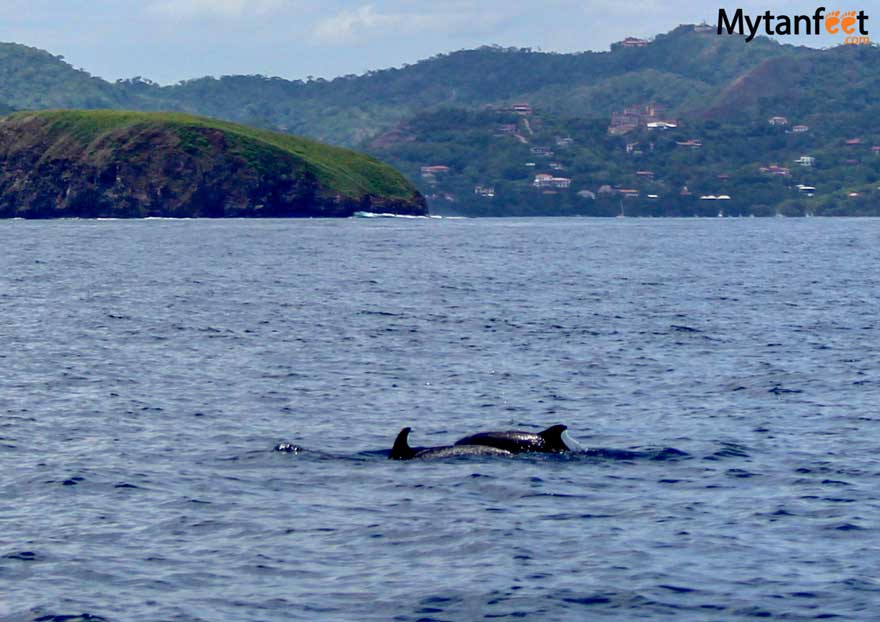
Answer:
[311,3,501,45]
[0,0,839,85]
[312,5,404,44]
[146,0,285,19]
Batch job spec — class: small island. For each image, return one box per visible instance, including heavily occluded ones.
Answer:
[0,110,427,218]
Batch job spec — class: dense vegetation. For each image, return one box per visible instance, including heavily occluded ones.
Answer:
[368,106,880,216]
[0,111,424,218]
[0,43,129,110]
[0,27,825,146]
[0,26,878,216]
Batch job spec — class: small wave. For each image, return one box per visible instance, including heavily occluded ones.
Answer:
[704,442,750,461]
[670,324,701,333]
[352,211,429,219]
[582,447,690,461]
[33,614,108,622]
[830,523,865,531]
[769,386,804,395]
[351,212,463,220]
[3,551,37,561]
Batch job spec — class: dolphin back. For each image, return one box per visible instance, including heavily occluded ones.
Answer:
[412,445,513,459]
[454,424,570,454]
[390,424,572,460]
[389,426,514,460]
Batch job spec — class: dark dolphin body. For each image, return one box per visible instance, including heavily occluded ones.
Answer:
[273,442,303,453]
[454,424,570,454]
[389,427,514,460]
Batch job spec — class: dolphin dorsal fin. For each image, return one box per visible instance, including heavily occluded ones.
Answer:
[539,424,568,451]
[390,427,414,460]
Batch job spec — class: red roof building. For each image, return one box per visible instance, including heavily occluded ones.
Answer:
[420,165,451,174]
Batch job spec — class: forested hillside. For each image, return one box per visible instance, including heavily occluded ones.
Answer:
[0,27,821,145]
[1,25,878,216]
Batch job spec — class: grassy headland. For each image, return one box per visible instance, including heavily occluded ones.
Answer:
[0,110,425,218]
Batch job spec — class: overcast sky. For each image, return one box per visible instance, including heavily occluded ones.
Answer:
[0,1,875,84]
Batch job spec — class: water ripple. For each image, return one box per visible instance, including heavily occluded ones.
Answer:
[1,218,879,621]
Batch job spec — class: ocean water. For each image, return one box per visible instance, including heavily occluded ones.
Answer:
[1,217,879,621]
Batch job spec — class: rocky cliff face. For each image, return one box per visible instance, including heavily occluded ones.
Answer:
[0,111,427,218]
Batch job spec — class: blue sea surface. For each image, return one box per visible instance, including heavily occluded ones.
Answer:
[1,217,879,621]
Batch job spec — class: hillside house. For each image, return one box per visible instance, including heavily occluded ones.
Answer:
[760,164,791,177]
[676,139,702,149]
[609,119,638,136]
[511,103,533,116]
[768,116,789,126]
[626,142,641,154]
[555,137,574,147]
[845,138,863,146]
[598,185,615,196]
[530,146,554,157]
[797,185,816,196]
[533,174,572,189]
[693,23,715,33]
[609,104,667,135]
[551,177,572,189]
[426,192,457,203]
[474,185,495,198]
[873,146,880,154]
[795,156,815,167]
[791,125,810,133]
[421,165,450,175]
[636,104,665,117]
[618,188,640,198]
[619,37,650,47]
[549,162,565,171]
[497,124,518,134]
[636,171,655,179]
[646,121,678,130]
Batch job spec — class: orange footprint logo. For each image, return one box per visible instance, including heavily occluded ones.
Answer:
[825,10,841,33]
[841,10,858,34]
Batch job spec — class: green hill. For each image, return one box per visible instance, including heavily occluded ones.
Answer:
[0,28,819,146]
[366,102,880,217]
[0,43,129,110]
[360,37,880,216]
[0,110,425,218]
[0,27,878,215]
[0,28,872,147]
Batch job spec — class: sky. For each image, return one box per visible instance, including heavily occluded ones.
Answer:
[0,0,876,84]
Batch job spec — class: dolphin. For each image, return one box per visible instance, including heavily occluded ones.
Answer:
[389,427,514,460]
[454,424,570,454]
[273,442,303,453]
